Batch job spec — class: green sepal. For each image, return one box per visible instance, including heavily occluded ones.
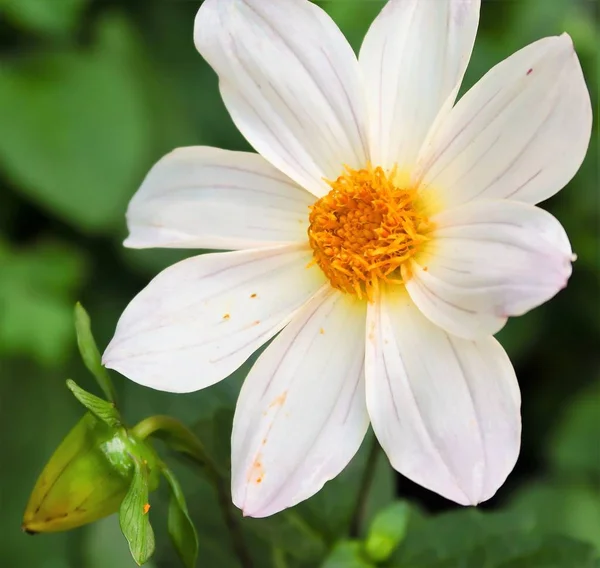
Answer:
[74,302,117,403]
[364,501,410,562]
[23,413,160,534]
[66,379,121,427]
[119,457,155,566]
[162,466,199,568]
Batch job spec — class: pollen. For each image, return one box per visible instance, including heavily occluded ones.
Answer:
[308,165,433,300]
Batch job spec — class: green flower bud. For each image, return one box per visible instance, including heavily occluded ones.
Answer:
[23,413,160,534]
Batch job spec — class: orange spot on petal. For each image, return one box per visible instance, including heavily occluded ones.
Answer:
[247,455,265,484]
[223,313,230,320]
[269,391,288,409]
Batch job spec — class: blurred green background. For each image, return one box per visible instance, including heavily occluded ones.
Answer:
[0,0,598,567]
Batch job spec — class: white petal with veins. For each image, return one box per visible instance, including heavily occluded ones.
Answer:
[406,199,572,339]
[125,147,314,250]
[360,0,480,170]
[103,244,326,393]
[232,288,368,517]
[366,287,521,505]
[195,0,369,197]
[415,34,592,206]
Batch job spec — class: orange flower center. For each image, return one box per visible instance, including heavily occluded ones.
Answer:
[308,165,432,300]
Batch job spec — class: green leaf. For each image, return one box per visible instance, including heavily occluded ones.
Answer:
[74,303,117,403]
[508,482,600,553]
[245,511,327,563]
[390,508,535,566]
[0,239,86,365]
[66,380,121,428]
[321,541,375,568]
[0,14,153,232]
[0,0,88,35]
[162,467,199,568]
[119,458,155,566]
[389,507,600,568]
[85,517,156,568]
[364,501,410,563]
[497,535,599,568]
[550,380,600,478]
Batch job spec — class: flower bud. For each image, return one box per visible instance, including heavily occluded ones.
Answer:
[23,413,160,533]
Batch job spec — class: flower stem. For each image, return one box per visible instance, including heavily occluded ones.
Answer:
[349,435,381,538]
[132,415,253,568]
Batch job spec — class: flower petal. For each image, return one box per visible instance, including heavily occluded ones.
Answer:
[415,34,592,206]
[360,0,480,170]
[194,0,369,197]
[366,287,521,505]
[124,147,314,250]
[232,288,368,517]
[103,244,327,393]
[406,199,572,339]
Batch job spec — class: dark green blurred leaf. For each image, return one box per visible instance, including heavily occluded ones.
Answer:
[360,442,396,534]
[163,466,199,568]
[494,308,543,362]
[550,380,600,478]
[509,482,600,553]
[0,239,86,365]
[119,458,155,566]
[497,535,599,568]
[364,501,410,563]
[66,379,121,427]
[246,511,327,563]
[390,508,534,566]
[321,541,374,568]
[0,0,88,36]
[0,14,153,232]
[390,508,600,568]
[74,302,117,402]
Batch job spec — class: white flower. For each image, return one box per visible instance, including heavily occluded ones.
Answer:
[103,0,592,517]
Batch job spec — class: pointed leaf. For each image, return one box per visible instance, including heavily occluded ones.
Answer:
[74,303,117,403]
[322,541,375,568]
[364,501,410,562]
[66,379,121,428]
[162,467,199,568]
[119,458,155,566]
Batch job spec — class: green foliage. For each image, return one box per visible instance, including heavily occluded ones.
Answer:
[119,458,155,566]
[387,508,598,568]
[84,517,155,568]
[0,14,152,232]
[322,541,375,568]
[550,380,600,479]
[364,501,410,563]
[0,239,86,365]
[66,379,121,427]
[74,303,118,402]
[162,467,199,568]
[0,0,88,36]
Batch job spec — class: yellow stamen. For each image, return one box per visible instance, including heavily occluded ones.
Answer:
[308,165,433,300]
